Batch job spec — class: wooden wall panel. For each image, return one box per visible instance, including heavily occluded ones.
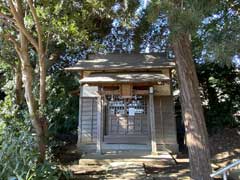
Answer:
[154,96,177,146]
[154,96,164,144]
[80,97,97,143]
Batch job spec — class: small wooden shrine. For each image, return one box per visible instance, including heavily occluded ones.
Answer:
[65,53,178,154]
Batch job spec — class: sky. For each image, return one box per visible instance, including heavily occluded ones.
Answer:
[52,0,239,71]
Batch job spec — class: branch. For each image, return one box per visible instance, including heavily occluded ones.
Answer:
[45,32,50,56]
[8,0,39,51]
[3,33,21,51]
[27,0,44,54]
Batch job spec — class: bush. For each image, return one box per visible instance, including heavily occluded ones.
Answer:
[197,63,240,133]
[46,71,79,135]
[0,96,70,180]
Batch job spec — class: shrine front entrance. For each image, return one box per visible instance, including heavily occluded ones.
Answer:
[103,95,150,144]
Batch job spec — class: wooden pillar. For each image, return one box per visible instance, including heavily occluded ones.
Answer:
[169,68,173,96]
[77,85,82,148]
[149,87,157,154]
[96,96,102,154]
[77,71,84,148]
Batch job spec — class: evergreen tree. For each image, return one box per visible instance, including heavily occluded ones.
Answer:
[145,1,219,179]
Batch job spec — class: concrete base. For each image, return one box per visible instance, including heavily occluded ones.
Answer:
[79,151,175,166]
[78,143,150,153]
[157,144,179,154]
[78,143,179,154]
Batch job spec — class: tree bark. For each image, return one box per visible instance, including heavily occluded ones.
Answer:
[3,0,47,163]
[173,33,212,179]
[39,52,46,106]
[19,32,46,162]
[27,0,47,106]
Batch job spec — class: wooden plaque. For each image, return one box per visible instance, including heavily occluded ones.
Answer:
[121,84,132,97]
[154,84,171,96]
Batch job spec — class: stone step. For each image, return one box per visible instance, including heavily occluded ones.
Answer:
[79,151,175,166]
[68,164,107,175]
[71,151,176,179]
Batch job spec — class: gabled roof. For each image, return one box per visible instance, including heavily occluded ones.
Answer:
[65,53,175,71]
[79,72,170,83]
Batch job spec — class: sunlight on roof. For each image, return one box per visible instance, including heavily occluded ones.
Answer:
[85,59,108,63]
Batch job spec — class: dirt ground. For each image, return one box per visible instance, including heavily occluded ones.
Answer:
[54,127,240,179]
[209,128,240,167]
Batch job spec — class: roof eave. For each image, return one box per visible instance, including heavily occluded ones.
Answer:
[64,65,176,72]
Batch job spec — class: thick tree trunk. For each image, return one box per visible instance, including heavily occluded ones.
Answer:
[173,33,212,179]
[15,62,23,105]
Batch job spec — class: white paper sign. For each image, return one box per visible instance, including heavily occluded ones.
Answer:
[82,86,98,97]
[129,107,135,116]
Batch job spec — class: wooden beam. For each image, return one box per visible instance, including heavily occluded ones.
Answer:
[133,90,149,95]
[65,66,175,72]
[99,89,150,96]
[96,96,102,154]
[149,87,157,154]
[84,82,160,87]
[80,71,84,79]
[99,90,120,95]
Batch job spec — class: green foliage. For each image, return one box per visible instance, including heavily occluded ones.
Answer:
[0,96,70,180]
[199,1,240,65]
[0,62,12,93]
[0,40,16,89]
[146,0,218,40]
[35,0,117,52]
[46,71,79,135]
[197,62,240,133]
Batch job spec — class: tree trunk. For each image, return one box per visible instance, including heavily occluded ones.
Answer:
[37,28,48,158]
[19,33,46,162]
[27,0,47,107]
[20,44,46,163]
[15,61,23,105]
[7,0,47,162]
[15,0,46,160]
[173,33,212,179]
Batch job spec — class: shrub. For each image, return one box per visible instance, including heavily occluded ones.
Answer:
[197,63,240,133]
[46,71,79,135]
[0,96,70,180]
